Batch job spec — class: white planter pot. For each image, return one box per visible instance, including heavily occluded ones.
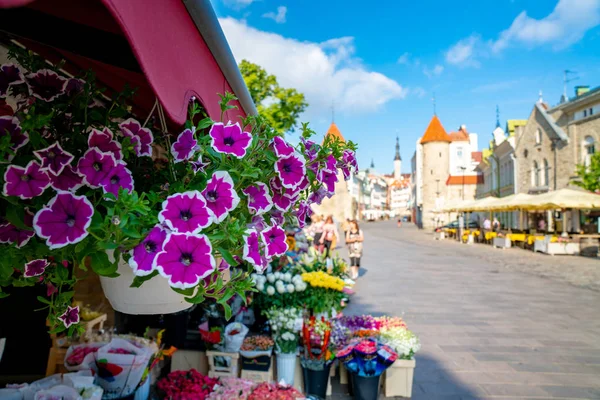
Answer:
[493,237,511,249]
[276,352,297,386]
[99,255,192,315]
[384,358,415,398]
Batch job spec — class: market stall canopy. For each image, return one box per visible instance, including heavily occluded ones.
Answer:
[490,193,534,211]
[520,188,600,210]
[455,196,499,212]
[0,0,257,125]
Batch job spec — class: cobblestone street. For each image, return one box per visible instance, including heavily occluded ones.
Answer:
[339,221,600,399]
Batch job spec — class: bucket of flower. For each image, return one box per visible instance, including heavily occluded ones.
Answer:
[300,316,335,399]
[239,335,275,372]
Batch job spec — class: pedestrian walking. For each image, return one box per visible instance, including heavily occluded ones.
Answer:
[493,217,500,232]
[397,218,402,228]
[310,215,325,252]
[341,218,351,243]
[346,220,364,279]
[320,215,338,257]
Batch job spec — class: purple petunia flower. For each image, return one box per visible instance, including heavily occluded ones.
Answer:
[88,128,123,161]
[247,214,266,231]
[33,142,74,176]
[260,223,288,258]
[201,171,240,223]
[153,232,216,289]
[24,259,49,278]
[209,122,252,159]
[0,223,34,248]
[272,190,296,212]
[242,182,273,215]
[295,200,312,228]
[119,118,153,157]
[324,154,337,173]
[171,127,197,163]
[190,155,209,175]
[342,149,358,171]
[271,136,294,157]
[274,152,306,189]
[243,229,265,272]
[321,170,338,194]
[158,191,213,234]
[269,210,285,226]
[33,191,94,249]
[3,161,50,199]
[0,116,29,155]
[308,186,330,205]
[0,64,25,98]
[100,162,134,198]
[77,148,117,188]
[49,165,84,192]
[58,305,80,328]
[26,69,67,102]
[129,225,168,276]
[269,176,283,192]
[301,137,318,161]
[65,78,85,96]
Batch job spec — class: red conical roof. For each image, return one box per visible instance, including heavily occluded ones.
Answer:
[325,122,346,143]
[420,115,451,144]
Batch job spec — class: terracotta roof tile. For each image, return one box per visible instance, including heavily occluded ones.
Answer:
[420,115,451,144]
[448,130,469,142]
[446,175,483,185]
[471,151,482,163]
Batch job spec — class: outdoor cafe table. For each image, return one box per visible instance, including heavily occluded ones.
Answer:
[527,235,558,246]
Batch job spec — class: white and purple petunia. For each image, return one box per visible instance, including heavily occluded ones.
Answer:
[269,209,286,226]
[65,78,85,96]
[49,165,84,192]
[0,116,29,154]
[295,200,312,228]
[271,136,294,157]
[308,186,330,205]
[0,64,25,98]
[247,214,266,232]
[342,149,358,171]
[171,127,197,163]
[274,151,306,189]
[129,225,168,276]
[321,170,338,194]
[324,154,338,173]
[158,191,213,234]
[271,190,296,212]
[3,161,50,199]
[100,162,134,198]
[58,305,80,328]
[24,259,50,278]
[77,148,117,188]
[201,171,240,223]
[33,142,74,176]
[0,223,35,248]
[88,128,123,161]
[209,122,252,159]
[26,69,67,102]
[153,232,216,289]
[242,182,273,215]
[33,191,94,249]
[260,223,288,258]
[119,118,153,157]
[243,229,264,271]
[190,155,209,175]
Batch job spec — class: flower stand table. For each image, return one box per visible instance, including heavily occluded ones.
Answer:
[206,351,240,379]
[383,359,416,398]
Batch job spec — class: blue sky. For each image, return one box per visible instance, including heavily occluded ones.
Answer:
[212,0,600,174]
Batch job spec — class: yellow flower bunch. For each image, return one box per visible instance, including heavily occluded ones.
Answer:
[301,271,345,292]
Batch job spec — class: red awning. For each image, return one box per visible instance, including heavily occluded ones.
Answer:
[0,0,248,126]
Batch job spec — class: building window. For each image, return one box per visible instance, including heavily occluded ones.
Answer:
[543,159,549,187]
[532,161,539,187]
[535,128,542,145]
[590,108,594,116]
[584,109,588,118]
[584,136,595,166]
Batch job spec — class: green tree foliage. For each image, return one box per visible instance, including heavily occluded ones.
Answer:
[239,60,308,134]
[573,153,600,192]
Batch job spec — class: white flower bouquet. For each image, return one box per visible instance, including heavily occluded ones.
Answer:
[266,308,302,354]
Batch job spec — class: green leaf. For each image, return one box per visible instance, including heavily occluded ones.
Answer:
[172,286,196,296]
[186,284,206,304]
[130,270,159,288]
[196,117,214,131]
[5,207,26,229]
[208,232,226,241]
[217,247,238,267]
[37,296,51,305]
[89,251,118,276]
[221,302,233,321]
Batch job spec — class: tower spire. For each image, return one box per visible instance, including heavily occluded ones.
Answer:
[495,105,500,128]
[370,158,375,169]
[394,136,401,161]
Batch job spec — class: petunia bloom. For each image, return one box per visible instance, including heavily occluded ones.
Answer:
[201,171,240,223]
[0,64,25,98]
[33,191,94,249]
[65,78,85,96]
[171,127,197,163]
[271,136,294,157]
[3,161,50,199]
[324,154,337,173]
[274,152,306,189]
[247,214,266,232]
[77,148,116,188]
[260,223,288,258]
[24,259,50,278]
[119,118,153,157]
[321,170,338,194]
[49,165,84,192]
[26,69,67,102]
[242,182,273,215]
[100,162,134,198]
[158,191,213,234]
[295,200,312,228]
[153,232,216,289]
[190,156,209,175]
[88,128,123,161]
[269,210,286,226]
[0,223,34,248]
[308,186,330,205]
[0,116,29,155]
[33,142,74,176]
[301,137,319,162]
[58,305,80,329]
[243,229,264,271]
[209,122,252,159]
[129,225,168,276]
[271,190,296,212]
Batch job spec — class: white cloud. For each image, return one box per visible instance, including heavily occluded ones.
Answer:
[223,0,255,10]
[492,0,600,52]
[219,18,407,115]
[423,64,444,78]
[411,87,427,98]
[397,52,410,64]
[445,34,481,67]
[262,6,287,24]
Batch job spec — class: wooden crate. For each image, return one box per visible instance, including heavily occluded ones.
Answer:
[206,351,239,378]
[384,359,415,398]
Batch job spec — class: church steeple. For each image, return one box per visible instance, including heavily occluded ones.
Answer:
[394,136,401,161]
[370,158,375,169]
[393,137,402,180]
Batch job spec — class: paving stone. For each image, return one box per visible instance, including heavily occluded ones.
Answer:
[541,385,600,399]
